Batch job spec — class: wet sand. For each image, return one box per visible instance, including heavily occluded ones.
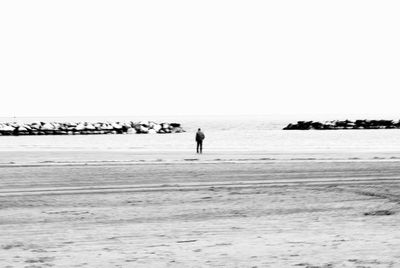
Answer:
[1,159,400,267]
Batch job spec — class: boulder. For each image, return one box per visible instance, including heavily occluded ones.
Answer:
[153,124,162,132]
[0,120,184,136]
[139,126,149,134]
[101,123,114,130]
[41,123,55,130]
[75,123,85,131]
[161,123,170,129]
[127,128,136,134]
[30,123,41,130]
[311,122,323,130]
[0,125,14,132]
[283,123,294,130]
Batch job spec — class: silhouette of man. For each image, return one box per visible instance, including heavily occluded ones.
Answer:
[195,128,205,154]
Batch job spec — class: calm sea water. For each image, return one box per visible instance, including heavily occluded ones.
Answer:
[1,115,400,161]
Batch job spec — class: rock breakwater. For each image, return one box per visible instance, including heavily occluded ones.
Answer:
[0,121,185,136]
[283,120,400,130]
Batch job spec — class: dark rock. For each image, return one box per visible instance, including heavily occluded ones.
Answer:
[283,119,400,131]
[311,122,323,130]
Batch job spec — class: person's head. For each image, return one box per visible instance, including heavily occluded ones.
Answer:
[198,128,201,131]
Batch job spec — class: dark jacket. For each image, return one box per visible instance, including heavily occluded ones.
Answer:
[196,131,205,142]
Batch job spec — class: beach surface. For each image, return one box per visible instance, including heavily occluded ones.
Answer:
[1,156,400,268]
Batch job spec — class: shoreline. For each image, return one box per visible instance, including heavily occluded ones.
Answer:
[4,157,400,168]
[2,150,400,166]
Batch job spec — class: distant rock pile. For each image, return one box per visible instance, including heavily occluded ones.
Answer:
[0,121,185,136]
[283,120,400,130]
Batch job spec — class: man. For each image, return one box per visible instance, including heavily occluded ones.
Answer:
[195,128,205,154]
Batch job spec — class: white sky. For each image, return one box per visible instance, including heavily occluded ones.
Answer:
[1,1,399,118]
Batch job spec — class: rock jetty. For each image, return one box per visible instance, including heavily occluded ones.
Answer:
[0,121,185,136]
[283,120,400,130]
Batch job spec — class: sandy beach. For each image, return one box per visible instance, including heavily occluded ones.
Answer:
[1,156,400,268]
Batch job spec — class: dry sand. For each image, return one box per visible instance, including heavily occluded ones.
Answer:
[1,158,400,267]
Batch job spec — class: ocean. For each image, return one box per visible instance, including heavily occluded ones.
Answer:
[1,115,400,164]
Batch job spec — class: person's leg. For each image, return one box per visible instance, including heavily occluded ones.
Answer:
[200,141,203,154]
[196,142,200,153]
